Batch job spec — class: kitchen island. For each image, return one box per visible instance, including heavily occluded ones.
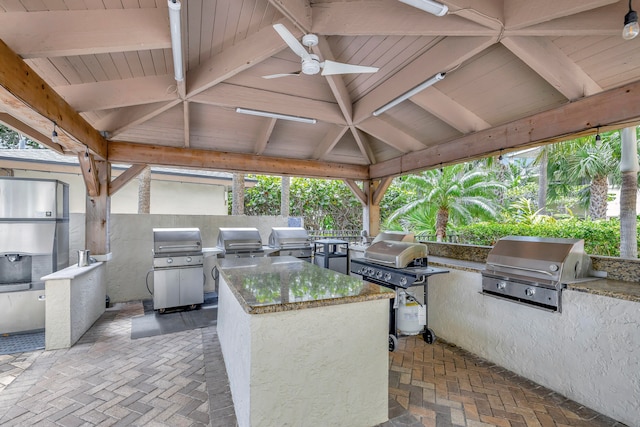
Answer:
[216,256,394,427]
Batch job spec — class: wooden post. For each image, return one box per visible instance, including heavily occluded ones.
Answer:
[85,160,110,256]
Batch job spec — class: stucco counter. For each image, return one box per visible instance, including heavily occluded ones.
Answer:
[216,256,394,427]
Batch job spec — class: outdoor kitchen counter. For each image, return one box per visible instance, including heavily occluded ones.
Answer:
[429,255,640,303]
[217,255,394,314]
[216,255,392,427]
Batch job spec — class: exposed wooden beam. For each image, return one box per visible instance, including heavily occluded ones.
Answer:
[351,127,376,165]
[504,0,618,30]
[0,38,107,158]
[357,118,425,153]
[312,125,348,159]
[0,9,169,58]
[183,101,190,148]
[95,100,182,136]
[78,152,99,197]
[108,163,148,196]
[255,118,277,155]
[311,0,496,36]
[445,0,504,30]
[353,36,496,123]
[269,0,312,34]
[85,160,110,256]
[344,179,367,205]
[372,177,393,206]
[410,87,491,133]
[108,141,369,180]
[187,18,301,98]
[191,83,346,126]
[55,75,178,112]
[501,36,602,100]
[370,79,640,179]
[0,112,64,153]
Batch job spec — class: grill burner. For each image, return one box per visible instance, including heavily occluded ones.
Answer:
[216,228,265,258]
[152,228,204,312]
[481,236,604,312]
[268,227,312,260]
[349,240,448,350]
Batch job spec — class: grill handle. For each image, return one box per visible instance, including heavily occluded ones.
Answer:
[486,262,556,277]
[157,244,201,250]
[362,257,398,267]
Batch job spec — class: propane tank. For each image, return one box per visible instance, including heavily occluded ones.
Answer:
[397,290,426,335]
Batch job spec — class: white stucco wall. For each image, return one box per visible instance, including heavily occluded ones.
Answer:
[44,262,106,350]
[68,214,290,303]
[218,277,389,427]
[425,269,640,426]
[12,169,228,215]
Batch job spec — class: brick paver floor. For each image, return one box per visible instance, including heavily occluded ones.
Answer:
[0,302,629,426]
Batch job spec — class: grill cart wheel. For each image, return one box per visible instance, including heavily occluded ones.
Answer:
[423,328,436,344]
[389,334,398,352]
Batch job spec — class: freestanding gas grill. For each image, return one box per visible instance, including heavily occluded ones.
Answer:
[268,227,312,261]
[350,240,448,351]
[216,227,265,258]
[481,236,604,312]
[152,228,204,312]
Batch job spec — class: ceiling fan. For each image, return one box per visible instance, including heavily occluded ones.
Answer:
[263,24,380,79]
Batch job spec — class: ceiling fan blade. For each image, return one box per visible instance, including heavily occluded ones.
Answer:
[262,72,302,79]
[321,60,379,76]
[272,24,311,61]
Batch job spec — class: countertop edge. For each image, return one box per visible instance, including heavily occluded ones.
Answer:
[428,256,640,303]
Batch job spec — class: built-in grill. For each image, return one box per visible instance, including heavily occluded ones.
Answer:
[268,227,312,261]
[481,236,604,312]
[152,228,204,312]
[216,227,265,258]
[350,240,448,350]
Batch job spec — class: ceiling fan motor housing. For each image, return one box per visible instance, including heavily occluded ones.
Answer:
[302,54,321,75]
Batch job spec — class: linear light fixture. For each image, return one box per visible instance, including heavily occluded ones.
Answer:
[168,0,184,82]
[235,107,317,124]
[398,0,448,16]
[373,72,446,116]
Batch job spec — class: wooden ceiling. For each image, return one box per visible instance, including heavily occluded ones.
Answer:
[1,0,640,180]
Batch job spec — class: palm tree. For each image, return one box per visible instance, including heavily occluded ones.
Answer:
[387,164,505,241]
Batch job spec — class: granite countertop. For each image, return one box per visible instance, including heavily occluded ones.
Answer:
[217,256,394,314]
[428,256,640,303]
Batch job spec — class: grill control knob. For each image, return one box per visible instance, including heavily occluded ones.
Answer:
[186,256,192,263]
[166,258,173,264]
[376,271,383,279]
[549,264,559,272]
[399,277,407,286]
[525,288,536,297]
[384,273,392,281]
[496,281,506,290]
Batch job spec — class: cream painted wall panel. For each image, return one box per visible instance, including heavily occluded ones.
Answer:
[13,169,227,215]
[425,270,640,426]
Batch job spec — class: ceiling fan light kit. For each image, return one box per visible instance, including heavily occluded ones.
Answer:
[235,108,317,124]
[398,0,448,16]
[373,72,446,116]
[263,24,380,79]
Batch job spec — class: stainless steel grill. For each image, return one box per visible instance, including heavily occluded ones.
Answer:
[481,236,604,312]
[268,227,312,261]
[216,227,264,258]
[350,240,448,350]
[152,228,204,312]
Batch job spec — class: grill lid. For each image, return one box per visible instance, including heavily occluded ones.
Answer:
[485,236,592,284]
[153,228,202,256]
[371,231,415,244]
[364,241,427,269]
[217,227,263,252]
[268,227,311,248]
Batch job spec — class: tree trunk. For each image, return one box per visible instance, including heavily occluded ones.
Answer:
[588,175,608,220]
[537,148,548,214]
[137,165,151,214]
[281,176,290,217]
[232,173,245,215]
[620,126,638,258]
[435,208,449,242]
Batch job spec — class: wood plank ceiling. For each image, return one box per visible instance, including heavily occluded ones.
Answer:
[1,0,640,180]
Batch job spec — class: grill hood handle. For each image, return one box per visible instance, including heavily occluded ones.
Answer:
[486,262,556,277]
